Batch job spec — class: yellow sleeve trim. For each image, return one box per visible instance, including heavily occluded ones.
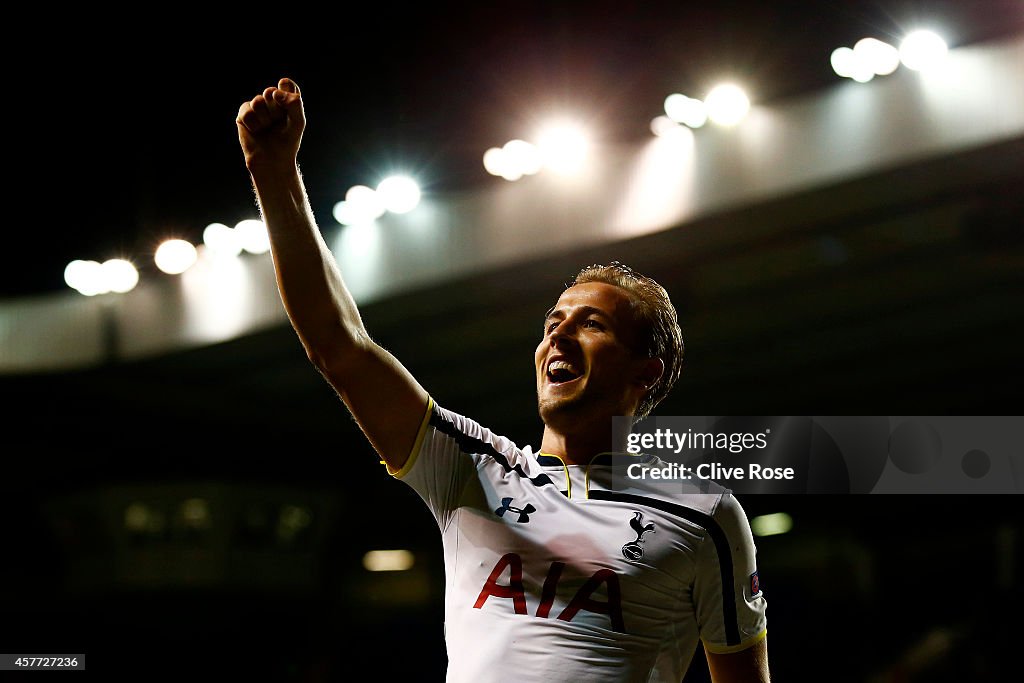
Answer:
[702,628,767,655]
[385,396,434,479]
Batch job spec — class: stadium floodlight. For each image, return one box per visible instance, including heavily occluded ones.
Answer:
[899,30,948,71]
[482,147,506,176]
[345,185,387,222]
[64,259,105,295]
[154,239,199,275]
[830,47,857,78]
[704,83,750,126]
[235,219,271,254]
[502,139,543,176]
[101,258,139,293]
[203,222,243,258]
[854,37,901,76]
[536,120,591,176]
[332,200,358,226]
[664,93,707,128]
[376,175,422,214]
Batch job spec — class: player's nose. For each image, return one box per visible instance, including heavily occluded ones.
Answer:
[549,323,579,349]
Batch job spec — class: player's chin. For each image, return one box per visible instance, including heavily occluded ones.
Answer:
[538,387,585,418]
[537,399,566,426]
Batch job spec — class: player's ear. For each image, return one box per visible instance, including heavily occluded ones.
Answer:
[634,357,664,390]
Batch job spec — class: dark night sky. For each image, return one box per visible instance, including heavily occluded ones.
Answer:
[7,0,1023,298]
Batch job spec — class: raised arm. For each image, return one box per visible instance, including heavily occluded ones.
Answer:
[236,78,429,471]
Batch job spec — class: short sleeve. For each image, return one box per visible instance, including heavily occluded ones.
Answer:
[389,398,515,531]
[693,493,768,653]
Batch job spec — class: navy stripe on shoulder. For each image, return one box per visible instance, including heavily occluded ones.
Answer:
[589,489,740,646]
[429,408,556,489]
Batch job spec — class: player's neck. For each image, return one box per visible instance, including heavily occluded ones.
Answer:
[539,423,626,465]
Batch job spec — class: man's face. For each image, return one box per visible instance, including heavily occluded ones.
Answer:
[535,282,655,428]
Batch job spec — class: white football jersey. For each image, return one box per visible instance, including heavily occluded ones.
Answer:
[390,399,767,683]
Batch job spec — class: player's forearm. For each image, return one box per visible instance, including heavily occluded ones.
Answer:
[706,639,770,683]
[250,164,369,363]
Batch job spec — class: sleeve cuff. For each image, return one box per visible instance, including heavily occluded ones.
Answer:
[702,628,767,654]
[386,396,434,479]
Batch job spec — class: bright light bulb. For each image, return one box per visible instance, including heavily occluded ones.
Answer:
[345,185,386,222]
[64,259,105,295]
[482,147,506,176]
[704,83,750,126]
[376,175,421,214]
[203,222,242,258]
[854,37,900,76]
[502,139,543,176]
[830,47,857,78]
[235,219,271,254]
[332,200,357,226]
[664,93,707,128]
[101,258,139,293]
[899,30,948,71]
[154,239,198,275]
[536,121,590,175]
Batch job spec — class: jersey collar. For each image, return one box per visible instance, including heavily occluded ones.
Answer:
[536,451,657,499]
[536,452,655,466]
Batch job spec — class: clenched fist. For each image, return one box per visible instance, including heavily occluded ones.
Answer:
[236,78,306,175]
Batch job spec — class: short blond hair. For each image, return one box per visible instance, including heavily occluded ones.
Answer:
[570,261,684,418]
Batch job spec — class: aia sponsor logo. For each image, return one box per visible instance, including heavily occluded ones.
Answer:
[473,553,626,633]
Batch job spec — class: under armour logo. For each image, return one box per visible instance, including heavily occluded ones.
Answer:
[495,497,535,523]
[621,511,656,561]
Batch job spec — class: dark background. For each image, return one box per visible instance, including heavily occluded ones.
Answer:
[2,2,1023,681]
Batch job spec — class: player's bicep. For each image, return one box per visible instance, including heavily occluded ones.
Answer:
[319,338,429,471]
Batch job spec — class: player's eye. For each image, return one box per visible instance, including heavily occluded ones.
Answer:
[583,319,603,330]
[545,321,559,334]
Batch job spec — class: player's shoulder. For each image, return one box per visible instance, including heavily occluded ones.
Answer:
[709,489,753,531]
[429,401,535,467]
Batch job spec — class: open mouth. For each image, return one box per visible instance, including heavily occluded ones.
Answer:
[547,360,582,385]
